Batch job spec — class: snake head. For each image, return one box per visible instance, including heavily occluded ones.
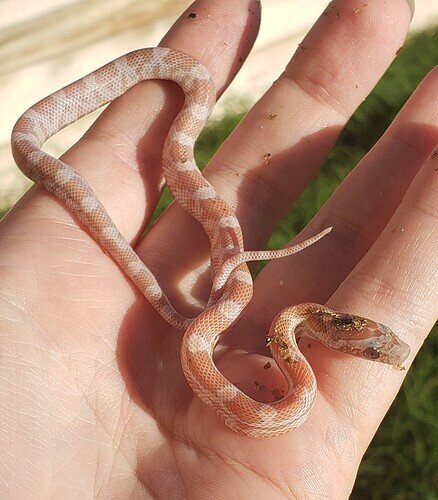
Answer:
[327,312,411,368]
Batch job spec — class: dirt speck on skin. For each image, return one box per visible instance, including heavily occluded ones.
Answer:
[188,12,197,19]
[268,113,278,120]
[263,362,272,370]
[264,152,272,164]
[249,1,261,16]
[325,4,342,19]
[272,388,284,401]
[355,3,368,13]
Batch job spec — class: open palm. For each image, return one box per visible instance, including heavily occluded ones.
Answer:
[1,0,436,497]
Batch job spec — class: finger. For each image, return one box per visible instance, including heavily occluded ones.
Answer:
[136,0,413,311]
[247,66,438,343]
[13,0,261,242]
[315,143,437,450]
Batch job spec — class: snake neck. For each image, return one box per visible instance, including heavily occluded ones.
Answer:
[265,304,322,394]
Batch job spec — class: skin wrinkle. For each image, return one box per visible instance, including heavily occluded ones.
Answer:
[408,192,438,222]
[246,467,291,498]
[134,442,163,499]
[88,104,140,142]
[209,436,285,491]
[311,420,360,497]
[207,447,288,498]
[99,408,136,498]
[333,3,401,50]
[319,362,385,434]
[71,145,147,222]
[215,161,284,221]
[82,131,143,170]
[286,462,328,499]
[205,142,297,232]
[95,441,136,497]
[341,271,399,314]
[274,446,347,499]
[352,255,432,332]
[387,128,437,159]
[322,418,360,470]
[155,435,213,498]
[110,84,175,137]
[282,72,348,121]
[6,370,77,494]
[15,306,138,465]
[166,444,189,500]
[311,210,374,262]
[286,2,409,116]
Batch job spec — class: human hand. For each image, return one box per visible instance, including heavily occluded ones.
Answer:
[1,0,436,497]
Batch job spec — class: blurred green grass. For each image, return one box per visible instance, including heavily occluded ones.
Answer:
[2,25,436,498]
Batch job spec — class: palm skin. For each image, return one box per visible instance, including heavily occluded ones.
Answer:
[0,0,436,498]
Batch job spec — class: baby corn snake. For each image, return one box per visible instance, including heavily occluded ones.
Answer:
[11,47,410,437]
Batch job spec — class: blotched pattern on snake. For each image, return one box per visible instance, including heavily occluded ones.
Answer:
[11,47,410,437]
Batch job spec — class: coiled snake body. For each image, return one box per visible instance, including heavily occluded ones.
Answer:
[11,48,410,437]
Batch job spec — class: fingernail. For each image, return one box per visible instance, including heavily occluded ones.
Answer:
[405,0,415,20]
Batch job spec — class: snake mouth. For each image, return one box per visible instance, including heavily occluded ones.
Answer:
[381,337,411,365]
[359,335,410,366]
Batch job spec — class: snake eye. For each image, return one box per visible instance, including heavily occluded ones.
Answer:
[364,347,380,360]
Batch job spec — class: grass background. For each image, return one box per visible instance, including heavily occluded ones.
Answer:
[2,26,437,499]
